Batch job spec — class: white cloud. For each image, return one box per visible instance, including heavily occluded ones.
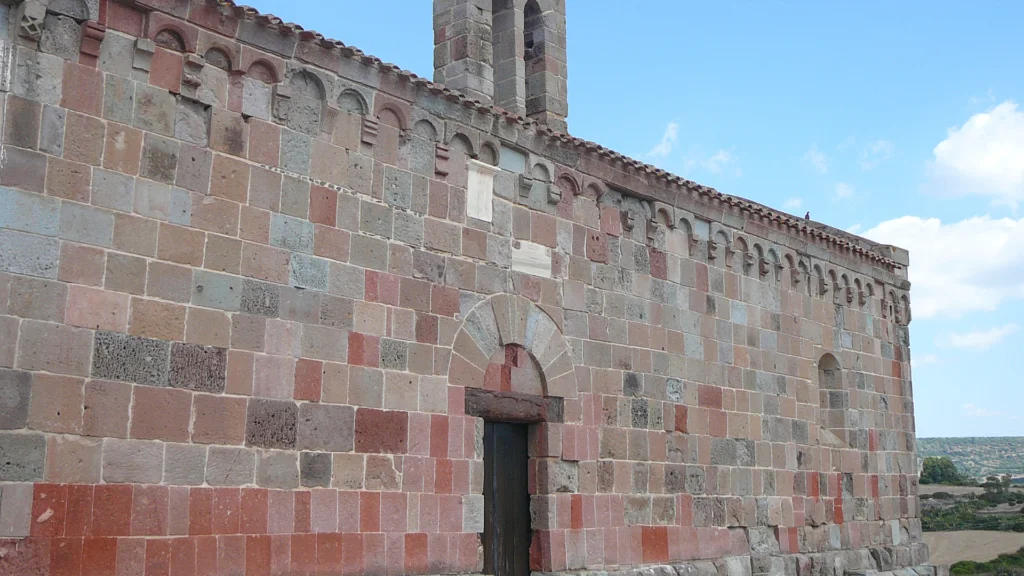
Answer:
[939,324,1019,349]
[803,144,830,173]
[861,215,1024,319]
[684,147,741,177]
[834,182,855,200]
[927,101,1024,209]
[964,403,1008,418]
[911,354,938,369]
[859,140,894,171]
[783,197,802,211]
[648,122,678,158]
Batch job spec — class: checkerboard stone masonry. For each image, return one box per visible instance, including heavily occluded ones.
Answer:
[0,0,933,575]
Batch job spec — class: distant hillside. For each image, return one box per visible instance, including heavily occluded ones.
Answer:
[918,437,1024,479]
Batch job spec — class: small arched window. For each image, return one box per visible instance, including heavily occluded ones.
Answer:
[817,353,848,447]
[523,0,542,60]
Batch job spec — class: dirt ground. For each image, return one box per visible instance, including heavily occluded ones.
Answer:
[924,531,1024,566]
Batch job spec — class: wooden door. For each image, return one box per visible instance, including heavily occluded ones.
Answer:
[482,421,531,576]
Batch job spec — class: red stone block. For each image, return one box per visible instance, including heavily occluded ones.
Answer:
[358,491,380,534]
[64,484,93,538]
[145,538,171,576]
[168,537,195,576]
[248,119,281,167]
[641,526,668,563]
[354,408,408,454]
[269,534,290,575]
[116,538,146,575]
[309,186,338,227]
[240,489,268,535]
[384,533,404,576]
[31,483,68,538]
[189,487,214,536]
[403,533,427,574]
[218,535,246,574]
[650,247,668,280]
[167,488,190,536]
[599,207,622,237]
[195,536,218,576]
[414,312,439,345]
[150,47,184,93]
[430,285,459,317]
[61,62,103,117]
[316,533,343,572]
[708,409,728,438]
[698,384,723,410]
[245,535,271,576]
[674,405,688,433]
[81,537,117,576]
[343,533,364,574]
[585,231,609,263]
[348,332,380,368]
[365,271,400,306]
[290,533,317,574]
[380,493,407,533]
[212,488,241,535]
[107,1,145,35]
[131,485,169,536]
[293,491,311,533]
[49,537,82,576]
[429,415,448,459]
[188,0,239,36]
[438,495,461,532]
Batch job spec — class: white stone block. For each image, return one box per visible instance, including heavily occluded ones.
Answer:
[466,159,499,223]
[511,240,552,279]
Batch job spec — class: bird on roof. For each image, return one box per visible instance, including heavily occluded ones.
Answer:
[804,211,810,219]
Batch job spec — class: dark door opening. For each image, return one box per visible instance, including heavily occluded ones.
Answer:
[482,421,531,576]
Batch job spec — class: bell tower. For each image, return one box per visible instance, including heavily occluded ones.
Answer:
[433,0,569,132]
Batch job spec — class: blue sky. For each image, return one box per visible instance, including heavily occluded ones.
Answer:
[247,1,1024,437]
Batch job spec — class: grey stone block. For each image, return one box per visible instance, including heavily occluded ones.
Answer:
[39,105,66,156]
[328,262,365,299]
[14,48,63,106]
[320,295,354,329]
[280,129,311,175]
[394,212,424,247]
[0,229,59,278]
[0,370,31,430]
[246,398,297,449]
[0,186,60,236]
[255,450,299,489]
[49,0,98,20]
[192,270,242,311]
[163,443,207,486]
[412,250,445,284]
[102,438,162,483]
[383,166,412,209]
[241,279,280,317]
[0,432,44,481]
[289,254,328,291]
[103,74,135,125]
[359,200,393,238]
[379,338,408,371]
[174,143,213,193]
[39,14,81,61]
[300,452,332,488]
[206,446,256,486]
[237,19,298,56]
[280,176,309,218]
[169,342,227,393]
[98,30,135,78]
[140,133,180,185]
[241,77,271,121]
[297,403,354,452]
[92,169,135,212]
[279,286,320,324]
[0,482,33,537]
[133,83,176,137]
[175,97,210,146]
[270,213,314,253]
[59,201,114,247]
[91,330,170,386]
[463,494,484,533]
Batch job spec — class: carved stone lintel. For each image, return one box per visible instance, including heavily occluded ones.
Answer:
[361,117,379,147]
[546,183,561,204]
[80,21,106,63]
[464,387,564,424]
[518,174,534,198]
[433,143,449,177]
[132,38,156,81]
[17,0,46,42]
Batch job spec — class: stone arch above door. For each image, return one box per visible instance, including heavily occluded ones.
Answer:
[449,294,577,399]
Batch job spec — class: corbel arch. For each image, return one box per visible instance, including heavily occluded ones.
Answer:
[449,294,577,399]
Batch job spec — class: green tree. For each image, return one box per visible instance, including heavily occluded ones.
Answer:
[921,456,972,485]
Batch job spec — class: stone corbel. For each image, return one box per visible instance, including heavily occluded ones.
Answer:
[894,304,903,325]
[133,38,156,82]
[80,21,106,65]
[881,300,890,319]
[743,252,755,273]
[758,258,769,277]
[818,276,830,297]
[434,143,450,177]
[858,290,868,307]
[546,183,561,204]
[518,174,534,198]
[624,212,637,232]
[725,247,737,269]
[270,83,292,124]
[707,240,719,261]
[16,0,46,42]
[179,53,205,101]
[361,117,379,147]
[845,286,854,304]
[646,220,659,242]
[790,268,802,286]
